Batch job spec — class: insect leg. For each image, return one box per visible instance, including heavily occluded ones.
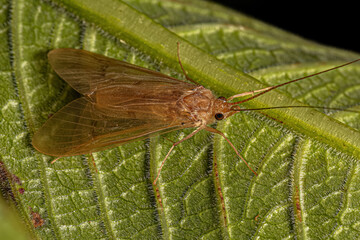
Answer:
[161,136,175,144]
[51,154,98,172]
[51,157,61,164]
[204,126,257,176]
[90,153,98,172]
[176,42,199,85]
[153,126,205,185]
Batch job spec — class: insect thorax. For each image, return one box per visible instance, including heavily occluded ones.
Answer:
[177,86,218,125]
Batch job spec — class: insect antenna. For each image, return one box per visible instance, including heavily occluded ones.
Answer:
[228,58,360,105]
[231,105,360,113]
[225,59,360,176]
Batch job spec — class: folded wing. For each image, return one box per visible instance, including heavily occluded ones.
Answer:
[32,98,189,156]
[48,48,194,95]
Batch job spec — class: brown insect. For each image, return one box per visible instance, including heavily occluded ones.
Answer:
[32,44,360,185]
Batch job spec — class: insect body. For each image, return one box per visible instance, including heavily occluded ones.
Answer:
[32,48,255,183]
[33,49,233,152]
[32,47,359,184]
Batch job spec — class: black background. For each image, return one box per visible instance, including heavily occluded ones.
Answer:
[213,1,359,53]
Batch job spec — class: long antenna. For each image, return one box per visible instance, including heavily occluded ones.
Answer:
[231,105,360,113]
[230,59,360,105]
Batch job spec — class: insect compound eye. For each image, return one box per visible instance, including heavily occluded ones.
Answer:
[218,96,227,101]
[215,113,224,120]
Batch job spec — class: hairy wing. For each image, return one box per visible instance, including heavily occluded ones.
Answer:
[48,48,195,95]
[32,98,192,157]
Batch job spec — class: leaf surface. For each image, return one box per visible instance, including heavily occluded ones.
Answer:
[0,0,360,239]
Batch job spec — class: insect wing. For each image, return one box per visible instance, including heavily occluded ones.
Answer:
[32,97,188,156]
[48,48,194,95]
[33,48,198,156]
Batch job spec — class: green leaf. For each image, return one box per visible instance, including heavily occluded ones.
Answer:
[1,0,360,239]
[0,197,33,240]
